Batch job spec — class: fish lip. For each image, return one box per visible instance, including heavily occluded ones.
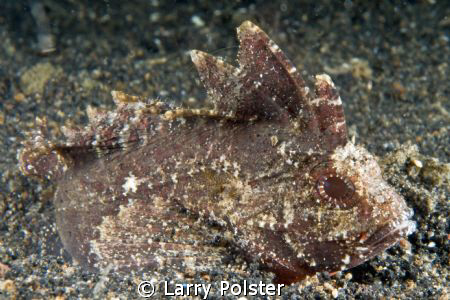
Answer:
[345,219,415,270]
[361,219,416,253]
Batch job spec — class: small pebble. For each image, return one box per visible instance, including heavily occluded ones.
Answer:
[191,15,205,27]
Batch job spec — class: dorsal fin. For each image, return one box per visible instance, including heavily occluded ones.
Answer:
[191,21,348,148]
[312,74,348,148]
[190,50,239,116]
[236,21,312,118]
[191,21,314,121]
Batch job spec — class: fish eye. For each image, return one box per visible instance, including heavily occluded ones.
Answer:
[316,175,355,201]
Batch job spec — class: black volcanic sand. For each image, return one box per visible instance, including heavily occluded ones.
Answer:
[0,1,448,299]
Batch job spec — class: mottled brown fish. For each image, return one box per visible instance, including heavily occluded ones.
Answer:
[18,21,415,284]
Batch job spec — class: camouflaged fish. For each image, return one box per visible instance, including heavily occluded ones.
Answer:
[18,21,416,284]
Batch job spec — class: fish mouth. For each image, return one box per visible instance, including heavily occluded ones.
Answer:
[356,219,416,259]
[368,220,415,247]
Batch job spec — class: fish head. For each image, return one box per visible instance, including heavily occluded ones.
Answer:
[277,142,415,279]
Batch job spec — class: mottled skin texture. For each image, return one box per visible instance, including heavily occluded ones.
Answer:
[18,21,415,284]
